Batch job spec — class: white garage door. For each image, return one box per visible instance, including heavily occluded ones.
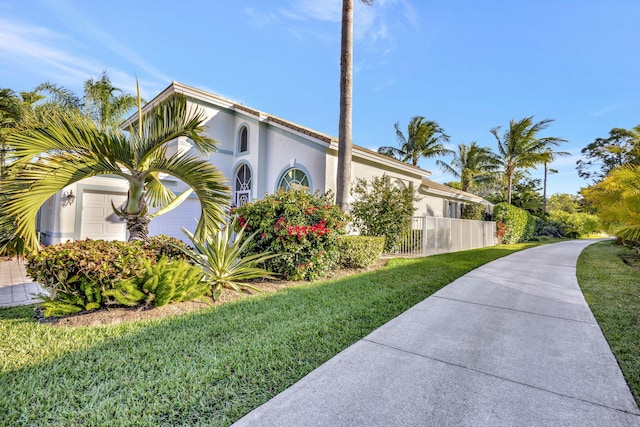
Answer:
[80,190,127,241]
[148,198,201,241]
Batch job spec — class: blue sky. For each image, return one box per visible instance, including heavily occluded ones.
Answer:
[1,0,639,196]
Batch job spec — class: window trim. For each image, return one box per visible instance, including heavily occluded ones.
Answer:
[275,165,313,192]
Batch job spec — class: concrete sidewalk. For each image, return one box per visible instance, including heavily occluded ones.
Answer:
[0,258,48,307]
[233,240,640,426]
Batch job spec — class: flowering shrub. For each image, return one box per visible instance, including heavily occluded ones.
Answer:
[495,221,507,244]
[233,189,348,280]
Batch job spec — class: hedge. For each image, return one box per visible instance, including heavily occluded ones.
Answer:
[337,235,385,268]
[493,203,536,244]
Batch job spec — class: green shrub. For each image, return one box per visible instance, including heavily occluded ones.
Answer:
[27,239,152,298]
[337,236,385,268]
[350,175,417,252]
[461,202,486,220]
[233,189,347,280]
[105,256,208,308]
[147,235,190,260]
[493,203,536,243]
[548,210,601,238]
[27,239,210,317]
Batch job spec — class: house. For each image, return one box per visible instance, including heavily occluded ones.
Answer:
[37,81,492,245]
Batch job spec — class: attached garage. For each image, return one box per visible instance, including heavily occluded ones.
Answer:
[79,190,128,241]
[148,197,200,241]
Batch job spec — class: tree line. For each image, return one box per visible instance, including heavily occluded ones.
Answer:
[377,115,567,214]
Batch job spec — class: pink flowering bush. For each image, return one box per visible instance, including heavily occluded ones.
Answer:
[233,189,348,280]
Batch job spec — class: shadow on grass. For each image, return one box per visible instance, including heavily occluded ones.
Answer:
[0,243,538,426]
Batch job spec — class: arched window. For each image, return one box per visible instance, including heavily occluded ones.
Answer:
[278,168,309,191]
[238,126,248,153]
[234,164,252,206]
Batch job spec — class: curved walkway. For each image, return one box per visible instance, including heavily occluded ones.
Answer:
[233,240,640,426]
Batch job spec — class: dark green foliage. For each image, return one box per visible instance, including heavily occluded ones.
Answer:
[493,203,536,243]
[147,235,191,260]
[547,211,600,238]
[233,189,347,280]
[27,240,208,316]
[337,236,385,268]
[350,175,417,252]
[461,202,486,220]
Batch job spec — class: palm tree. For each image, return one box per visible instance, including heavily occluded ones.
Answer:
[436,142,500,192]
[84,71,138,132]
[336,0,374,211]
[378,116,452,166]
[0,89,23,178]
[2,92,229,251]
[540,145,569,212]
[490,117,563,205]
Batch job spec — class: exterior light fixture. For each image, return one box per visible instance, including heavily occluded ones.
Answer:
[61,190,76,207]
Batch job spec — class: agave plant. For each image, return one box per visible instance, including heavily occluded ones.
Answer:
[180,219,278,299]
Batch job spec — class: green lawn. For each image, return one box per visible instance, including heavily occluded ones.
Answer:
[0,243,536,427]
[577,240,640,407]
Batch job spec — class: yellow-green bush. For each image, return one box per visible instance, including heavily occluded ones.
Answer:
[338,235,385,268]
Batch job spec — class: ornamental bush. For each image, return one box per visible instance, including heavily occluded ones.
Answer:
[337,236,385,268]
[548,210,601,238]
[493,203,536,244]
[26,239,210,317]
[350,175,417,252]
[233,189,348,280]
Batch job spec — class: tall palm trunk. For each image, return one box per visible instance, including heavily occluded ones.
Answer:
[336,0,353,211]
[543,161,548,213]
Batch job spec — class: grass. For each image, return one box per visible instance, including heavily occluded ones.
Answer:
[576,240,640,407]
[0,242,538,426]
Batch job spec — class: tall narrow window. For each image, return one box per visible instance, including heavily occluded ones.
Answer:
[278,168,309,191]
[239,126,248,153]
[234,164,252,206]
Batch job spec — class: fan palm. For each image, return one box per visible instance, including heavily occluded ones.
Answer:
[1,91,229,251]
[378,116,452,166]
[490,117,564,204]
[436,142,500,192]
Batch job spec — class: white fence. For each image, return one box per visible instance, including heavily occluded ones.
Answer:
[392,217,497,256]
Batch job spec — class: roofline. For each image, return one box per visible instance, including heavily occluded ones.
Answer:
[123,81,433,178]
[420,179,492,204]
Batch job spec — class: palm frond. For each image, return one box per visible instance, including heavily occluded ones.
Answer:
[144,152,230,238]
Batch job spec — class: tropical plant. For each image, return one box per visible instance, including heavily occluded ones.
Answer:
[180,219,277,299]
[233,189,348,280]
[105,256,208,309]
[350,175,417,252]
[436,141,500,192]
[83,71,138,132]
[336,0,374,210]
[582,164,640,245]
[378,116,452,166]
[1,91,229,250]
[576,127,640,182]
[490,117,565,204]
